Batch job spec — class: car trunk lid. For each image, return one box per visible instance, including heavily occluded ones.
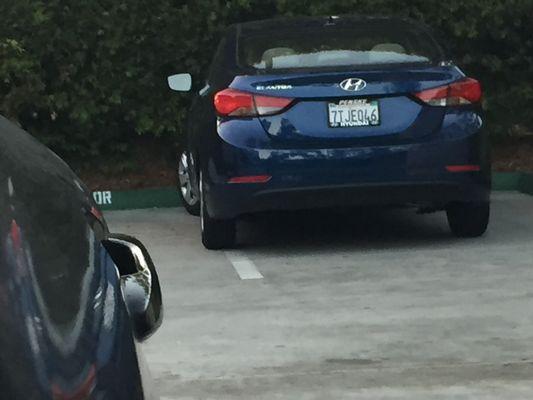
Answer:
[229,66,464,146]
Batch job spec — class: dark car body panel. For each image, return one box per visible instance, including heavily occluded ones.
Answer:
[185,16,491,220]
[0,116,156,399]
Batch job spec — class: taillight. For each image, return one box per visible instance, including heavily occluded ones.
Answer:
[214,89,254,117]
[414,78,482,106]
[214,88,294,117]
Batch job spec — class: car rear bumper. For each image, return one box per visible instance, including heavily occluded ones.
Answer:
[205,180,490,219]
[203,127,490,219]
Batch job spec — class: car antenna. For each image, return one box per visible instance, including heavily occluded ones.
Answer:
[325,15,339,26]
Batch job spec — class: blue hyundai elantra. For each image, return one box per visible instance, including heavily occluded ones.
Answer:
[169,15,490,249]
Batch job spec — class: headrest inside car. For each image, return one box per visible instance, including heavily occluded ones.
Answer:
[371,43,407,54]
[262,47,296,69]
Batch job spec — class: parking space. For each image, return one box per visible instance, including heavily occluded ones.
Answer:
[107,192,533,399]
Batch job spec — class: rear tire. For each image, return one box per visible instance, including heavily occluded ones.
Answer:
[200,172,236,250]
[177,149,200,216]
[446,201,490,238]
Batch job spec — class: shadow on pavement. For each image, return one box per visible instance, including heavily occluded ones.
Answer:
[237,206,461,253]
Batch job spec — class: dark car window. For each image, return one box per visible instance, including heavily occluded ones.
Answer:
[208,27,240,88]
[208,37,228,81]
[239,22,443,70]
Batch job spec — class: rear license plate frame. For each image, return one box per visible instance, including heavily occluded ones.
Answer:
[327,99,381,128]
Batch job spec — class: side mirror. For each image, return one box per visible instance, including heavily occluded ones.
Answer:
[103,234,163,341]
[167,73,192,92]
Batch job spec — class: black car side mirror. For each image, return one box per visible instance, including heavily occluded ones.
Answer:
[103,234,163,341]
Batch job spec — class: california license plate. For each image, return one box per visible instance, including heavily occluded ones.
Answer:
[328,99,380,128]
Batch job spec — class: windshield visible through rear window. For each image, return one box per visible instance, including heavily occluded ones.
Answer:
[239,23,442,70]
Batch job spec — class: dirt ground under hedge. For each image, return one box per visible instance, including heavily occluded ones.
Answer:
[492,139,533,173]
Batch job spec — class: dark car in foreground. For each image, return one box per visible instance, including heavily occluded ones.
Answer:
[0,115,163,399]
[169,15,491,249]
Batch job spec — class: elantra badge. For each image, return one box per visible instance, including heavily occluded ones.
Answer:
[339,78,367,92]
[255,84,293,91]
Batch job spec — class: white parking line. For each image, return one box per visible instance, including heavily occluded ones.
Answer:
[225,251,263,280]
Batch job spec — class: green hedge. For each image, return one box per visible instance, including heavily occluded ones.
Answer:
[1,0,532,163]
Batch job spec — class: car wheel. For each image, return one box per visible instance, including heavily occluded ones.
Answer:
[199,171,236,250]
[177,150,200,216]
[446,201,490,238]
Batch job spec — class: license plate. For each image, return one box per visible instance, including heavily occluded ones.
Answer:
[328,99,380,128]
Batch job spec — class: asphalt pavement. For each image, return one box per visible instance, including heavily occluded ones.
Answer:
[106,191,533,400]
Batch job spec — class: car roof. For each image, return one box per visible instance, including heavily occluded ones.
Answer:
[237,15,426,36]
[0,114,99,279]
[0,115,78,183]
[0,115,92,217]
[0,114,96,244]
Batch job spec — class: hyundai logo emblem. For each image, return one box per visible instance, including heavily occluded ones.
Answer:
[339,78,367,92]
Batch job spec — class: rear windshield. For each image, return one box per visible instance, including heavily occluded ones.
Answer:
[239,23,442,70]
